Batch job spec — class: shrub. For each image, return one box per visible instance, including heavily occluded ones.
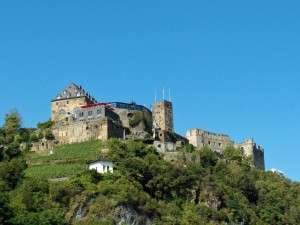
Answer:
[129,111,143,127]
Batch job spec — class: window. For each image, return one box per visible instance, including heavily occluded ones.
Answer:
[97,109,102,117]
[59,109,65,115]
[103,165,105,171]
[79,112,84,118]
[107,166,110,171]
[88,111,93,119]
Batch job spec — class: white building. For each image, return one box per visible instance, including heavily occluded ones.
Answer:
[269,168,284,176]
[87,158,114,174]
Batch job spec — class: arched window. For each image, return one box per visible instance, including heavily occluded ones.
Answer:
[59,109,65,115]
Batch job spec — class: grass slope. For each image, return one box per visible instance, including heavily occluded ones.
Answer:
[25,140,104,179]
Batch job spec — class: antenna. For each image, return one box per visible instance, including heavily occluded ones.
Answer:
[155,88,157,102]
[163,87,165,99]
[169,88,171,101]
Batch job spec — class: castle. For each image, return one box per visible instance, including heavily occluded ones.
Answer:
[33,83,265,169]
[186,129,265,169]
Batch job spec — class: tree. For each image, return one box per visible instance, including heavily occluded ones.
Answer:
[45,129,54,140]
[197,147,218,168]
[30,133,38,142]
[3,109,22,144]
[0,193,13,224]
[38,130,44,139]
[223,147,244,164]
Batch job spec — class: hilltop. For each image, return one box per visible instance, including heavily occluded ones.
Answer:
[1,135,300,224]
[0,88,298,224]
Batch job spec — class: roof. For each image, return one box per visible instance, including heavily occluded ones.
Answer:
[52,83,97,103]
[87,158,115,164]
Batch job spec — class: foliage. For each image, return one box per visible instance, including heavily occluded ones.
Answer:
[38,130,44,139]
[28,140,103,163]
[129,111,143,127]
[0,158,27,191]
[37,119,55,130]
[30,133,38,142]
[3,109,22,144]
[0,108,299,225]
[45,129,55,140]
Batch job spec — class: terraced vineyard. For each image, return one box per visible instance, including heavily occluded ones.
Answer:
[25,163,86,179]
[25,140,105,179]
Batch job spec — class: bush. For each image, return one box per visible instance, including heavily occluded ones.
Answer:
[45,129,54,140]
[37,119,55,130]
[30,133,38,142]
[38,131,44,139]
[129,111,143,127]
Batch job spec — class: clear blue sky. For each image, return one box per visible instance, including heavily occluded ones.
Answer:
[0,1,299,181]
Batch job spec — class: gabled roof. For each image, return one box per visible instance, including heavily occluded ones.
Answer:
[87,158,115,164]
[52,83,97,103]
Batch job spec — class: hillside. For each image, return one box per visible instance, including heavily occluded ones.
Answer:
[25,140,104,179]
[0,111,300,224]
[1,137,300,224]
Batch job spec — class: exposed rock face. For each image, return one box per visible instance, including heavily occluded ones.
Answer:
[114,205,152,225]
[70,198,152,225]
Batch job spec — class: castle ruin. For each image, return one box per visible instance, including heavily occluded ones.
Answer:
[34,83,265,170]
[186,128,265,169]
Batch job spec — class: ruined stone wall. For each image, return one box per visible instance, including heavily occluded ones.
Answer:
[186,129,233,153]
[113,107,153,137]
[234,138,265,170]
[187,129,265,170]
[153,141,177,153]
[30,138,56,153]
[153,100,174,132]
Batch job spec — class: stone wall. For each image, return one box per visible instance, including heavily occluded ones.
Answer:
[52,118,124,144]
[112,107,153,138]
[186,128,233,153]
[187,129,265,170]
[234,138,265,170]
[30,138,56,152]
[153,141,177,153]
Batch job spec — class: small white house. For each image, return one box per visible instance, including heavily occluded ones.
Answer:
[87,158,114,174]
[269,168,284,176]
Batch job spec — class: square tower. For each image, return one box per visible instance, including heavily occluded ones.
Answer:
[153,100,174,132]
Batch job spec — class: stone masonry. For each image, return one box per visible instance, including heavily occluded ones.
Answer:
[186,128,265,169]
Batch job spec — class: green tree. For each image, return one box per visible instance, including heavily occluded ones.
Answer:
[30,133,38,142]
[45,129,54,140]
[3,109,22,144]
[0,193,13,224]
[38,130,44,139]
[197,147,218,168]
